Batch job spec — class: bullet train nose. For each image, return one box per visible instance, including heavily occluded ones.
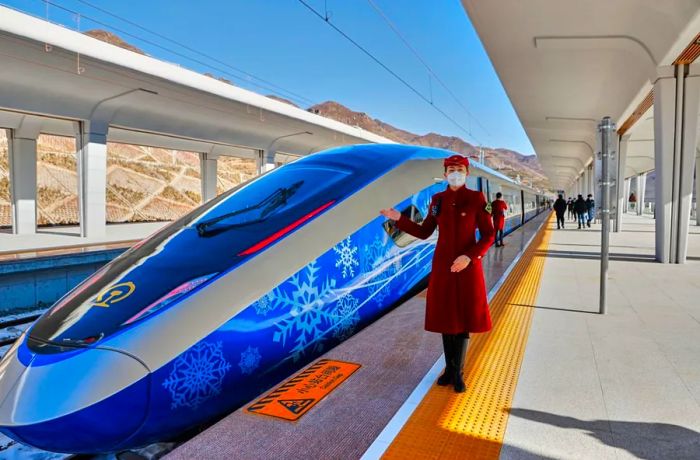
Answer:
[0,333,151,453]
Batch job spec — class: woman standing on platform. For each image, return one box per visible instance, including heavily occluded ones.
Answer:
[491,192,508,247]
[380,155,495,393]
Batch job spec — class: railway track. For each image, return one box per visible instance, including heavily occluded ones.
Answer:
[0,312,43,352]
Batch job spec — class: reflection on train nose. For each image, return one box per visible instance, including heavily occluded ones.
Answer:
[0,343,150,453]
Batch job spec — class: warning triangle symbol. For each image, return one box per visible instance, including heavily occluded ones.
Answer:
[278,398,315,414]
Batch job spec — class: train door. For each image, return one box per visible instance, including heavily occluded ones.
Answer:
[476,177,489,200]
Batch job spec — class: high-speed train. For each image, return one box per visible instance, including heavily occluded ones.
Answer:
[0,144,546,453]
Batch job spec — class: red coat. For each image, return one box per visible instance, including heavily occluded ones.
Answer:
[396,186,495,334]
[491,199,508,230]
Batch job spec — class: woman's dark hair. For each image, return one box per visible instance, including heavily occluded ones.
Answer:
[496,192,502,198]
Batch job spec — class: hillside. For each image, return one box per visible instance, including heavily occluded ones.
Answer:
[0,131,255,227]
[307,101,549,189]
[84,29,145,54]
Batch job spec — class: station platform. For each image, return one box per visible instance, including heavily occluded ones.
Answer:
[0,221,167,256]
[495,214,700,459]
[376,213,700,459]
[167,213,549,460]
[168,212,700,460]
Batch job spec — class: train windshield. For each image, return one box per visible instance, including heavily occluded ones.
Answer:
[28,164,350,352]
[195,181,304,237]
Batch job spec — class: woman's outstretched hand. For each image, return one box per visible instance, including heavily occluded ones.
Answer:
[451,255,471,272]
[380,208,401,221]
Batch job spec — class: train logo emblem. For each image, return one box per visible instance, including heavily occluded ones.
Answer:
[92,282,136,308]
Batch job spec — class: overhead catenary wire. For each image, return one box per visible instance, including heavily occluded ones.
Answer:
[16,0,485,147]
[31,0,318,108]
[296,0,482,145]
[72,0,318,108]
[0,22,377,143]
[365,0,491,143]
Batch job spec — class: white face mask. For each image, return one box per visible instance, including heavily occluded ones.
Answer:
[446,171,466,187]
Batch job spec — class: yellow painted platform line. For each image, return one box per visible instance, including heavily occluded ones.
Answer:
[383,215,554,459]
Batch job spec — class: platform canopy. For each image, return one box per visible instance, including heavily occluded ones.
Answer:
[0,7,391,159]
[462,0,700,190]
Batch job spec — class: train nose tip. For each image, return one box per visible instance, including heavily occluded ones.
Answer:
[0,335,151,453]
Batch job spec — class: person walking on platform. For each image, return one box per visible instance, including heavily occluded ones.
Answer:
[553,194,567,229]
[574,194,587,229]
[628,191,637,213]
[567,197,575,221]
[491,192,508,247]
[380,155,494,393]
[585,194,595,228]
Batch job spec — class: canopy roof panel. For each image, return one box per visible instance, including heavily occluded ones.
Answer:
[463,0,700,188]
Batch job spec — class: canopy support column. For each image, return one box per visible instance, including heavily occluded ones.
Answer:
[637,173,647,216]
[696,148,700,226]
[77,121,107,238]
[256,149,275,175]
[654,64,700,263]
[199,153,218,203]
[614,135,630,232]
[8,129,39,234]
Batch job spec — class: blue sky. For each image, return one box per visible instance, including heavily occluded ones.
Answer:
[5,0,535,155]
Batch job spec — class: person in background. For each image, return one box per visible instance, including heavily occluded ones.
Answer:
[567,197,575,221]
[585,194,595,228]
[380,154,494,393]
[574,194,587,229]
[629,191,637,212]
[553,194,567,229]
[491,192,508,247]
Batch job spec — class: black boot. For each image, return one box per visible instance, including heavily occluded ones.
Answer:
[437,334,453,386]
[452,334,469,393]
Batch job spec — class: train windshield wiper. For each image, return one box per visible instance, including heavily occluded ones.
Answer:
[196,181,303,237]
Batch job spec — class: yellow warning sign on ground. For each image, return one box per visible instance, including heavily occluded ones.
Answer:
[247,359,360,421]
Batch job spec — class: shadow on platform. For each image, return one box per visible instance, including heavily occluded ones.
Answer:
[36,229,81,237]
[508,408,700,460]
[550,242,652,251]
[508,302,599,315]
[534,249,657,263]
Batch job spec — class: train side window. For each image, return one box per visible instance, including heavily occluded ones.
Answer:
[383,205,424,247]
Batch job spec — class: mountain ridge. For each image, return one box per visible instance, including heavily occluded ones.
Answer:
[306,101,548,189]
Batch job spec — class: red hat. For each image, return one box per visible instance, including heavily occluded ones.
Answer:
[443,154,469,168]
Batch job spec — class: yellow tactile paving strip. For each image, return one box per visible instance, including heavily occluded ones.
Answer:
[384,215,553,460]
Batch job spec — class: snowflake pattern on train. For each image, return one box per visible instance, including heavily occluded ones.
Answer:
[238,346,262,375]
[243,186,442,365]
[333,236,359,278]
[253,292,276,316]
[162,341,232,410]
[362,234,395,307]
[269,261,338,362]
[332,293,360,340]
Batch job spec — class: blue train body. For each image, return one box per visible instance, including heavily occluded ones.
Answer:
[0,144,545,453]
